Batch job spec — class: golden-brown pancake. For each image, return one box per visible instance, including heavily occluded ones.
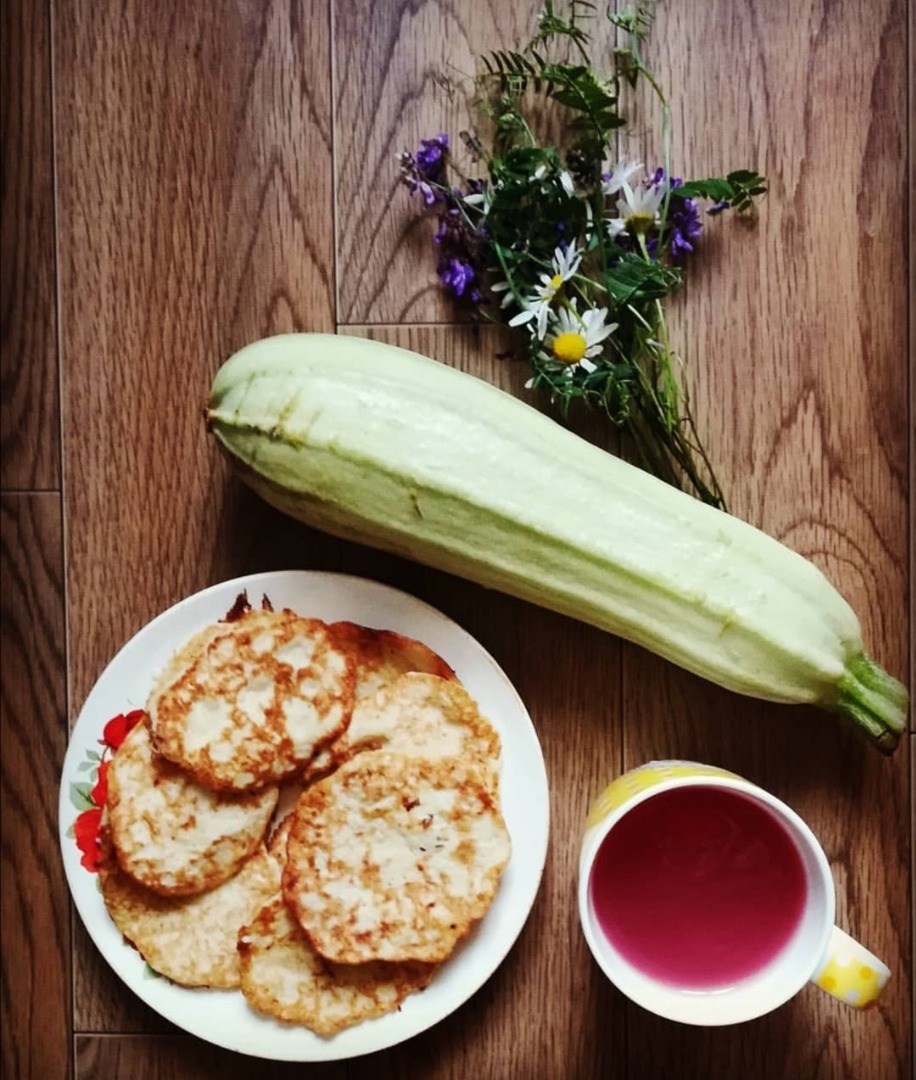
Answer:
[106,721,278,896]
[148,608,356,792]
[337,672,501,791]
[283,751,511,964]
[302,623,457,783]
[99,834,281,989]
[238,897,435,1035]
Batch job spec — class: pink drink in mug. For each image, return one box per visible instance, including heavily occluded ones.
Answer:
[589,785,808,989]
[579,762,890,1025]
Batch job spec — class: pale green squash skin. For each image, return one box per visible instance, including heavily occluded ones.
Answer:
[207,333,907,752]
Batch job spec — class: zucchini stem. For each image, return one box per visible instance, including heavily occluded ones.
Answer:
[834,655,908,754]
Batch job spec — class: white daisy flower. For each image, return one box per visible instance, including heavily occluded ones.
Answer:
[542,301,617,373]
[508,243,584,339]
[551,242,583,281]
[608,177,666,236]
[509,296,553,339]
[605,216,626,240]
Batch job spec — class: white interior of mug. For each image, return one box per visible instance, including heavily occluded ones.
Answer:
[578,777,835,1026]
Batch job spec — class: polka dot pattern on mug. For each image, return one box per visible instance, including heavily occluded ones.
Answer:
[814,928,891,1009]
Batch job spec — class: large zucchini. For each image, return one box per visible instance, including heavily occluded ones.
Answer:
[207,333,908,752]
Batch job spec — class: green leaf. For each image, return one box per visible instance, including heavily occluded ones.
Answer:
[70,782,95,811]
[726,168,761,184]
[604,255,681,305]
[677,171,767,212]
[675,177,735,202]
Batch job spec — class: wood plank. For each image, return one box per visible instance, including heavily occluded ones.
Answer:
[909,0,916,738]
[0,494,70,1080]
[911,734,915,1068]
[618,1,911,1077]
[52,0,337,1031]
[1,0,60,488]
[910,0,915,1046]
[75,1036,347,1079]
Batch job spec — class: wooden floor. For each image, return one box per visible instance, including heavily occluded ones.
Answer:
[1,1,912,1077]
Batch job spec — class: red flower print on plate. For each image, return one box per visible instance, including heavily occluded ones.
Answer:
[102,709,146,751]
[67,709,146,873]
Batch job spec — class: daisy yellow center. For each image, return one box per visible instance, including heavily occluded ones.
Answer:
[552,331,588,364]
[538,273,565,301]
[625,210,655,235]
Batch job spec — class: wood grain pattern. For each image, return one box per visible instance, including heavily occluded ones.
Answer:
[638,0,909,664]
[75,1036,349,1079]
[0,495,70,1080]
[0,0,909,1076]
[911,735,915,1061]
[1,0,60,489]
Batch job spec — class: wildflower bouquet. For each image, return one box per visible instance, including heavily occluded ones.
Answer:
[399,1,766,508]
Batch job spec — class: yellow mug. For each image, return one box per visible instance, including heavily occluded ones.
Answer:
[578,761,890,1025]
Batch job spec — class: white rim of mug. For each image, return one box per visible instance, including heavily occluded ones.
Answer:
[577,775,836,1026]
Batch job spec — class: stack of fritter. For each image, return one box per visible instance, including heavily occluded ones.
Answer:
[98,600,511,1037]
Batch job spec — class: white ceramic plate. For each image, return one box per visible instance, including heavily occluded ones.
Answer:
[59,570,549,1061]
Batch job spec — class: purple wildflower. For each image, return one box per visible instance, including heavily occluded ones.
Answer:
[431,191,486,303]
[400,137,486,304]
[708,199,730,215]
[418,180,438,205]
[437,256,477,299]
[432,217,449,244]
[399,152,437,205]
[400,134,450,206]
[669,193,703,259]
[416,134,449,177]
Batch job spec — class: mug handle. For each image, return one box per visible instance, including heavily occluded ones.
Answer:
[811,926,890,1009]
